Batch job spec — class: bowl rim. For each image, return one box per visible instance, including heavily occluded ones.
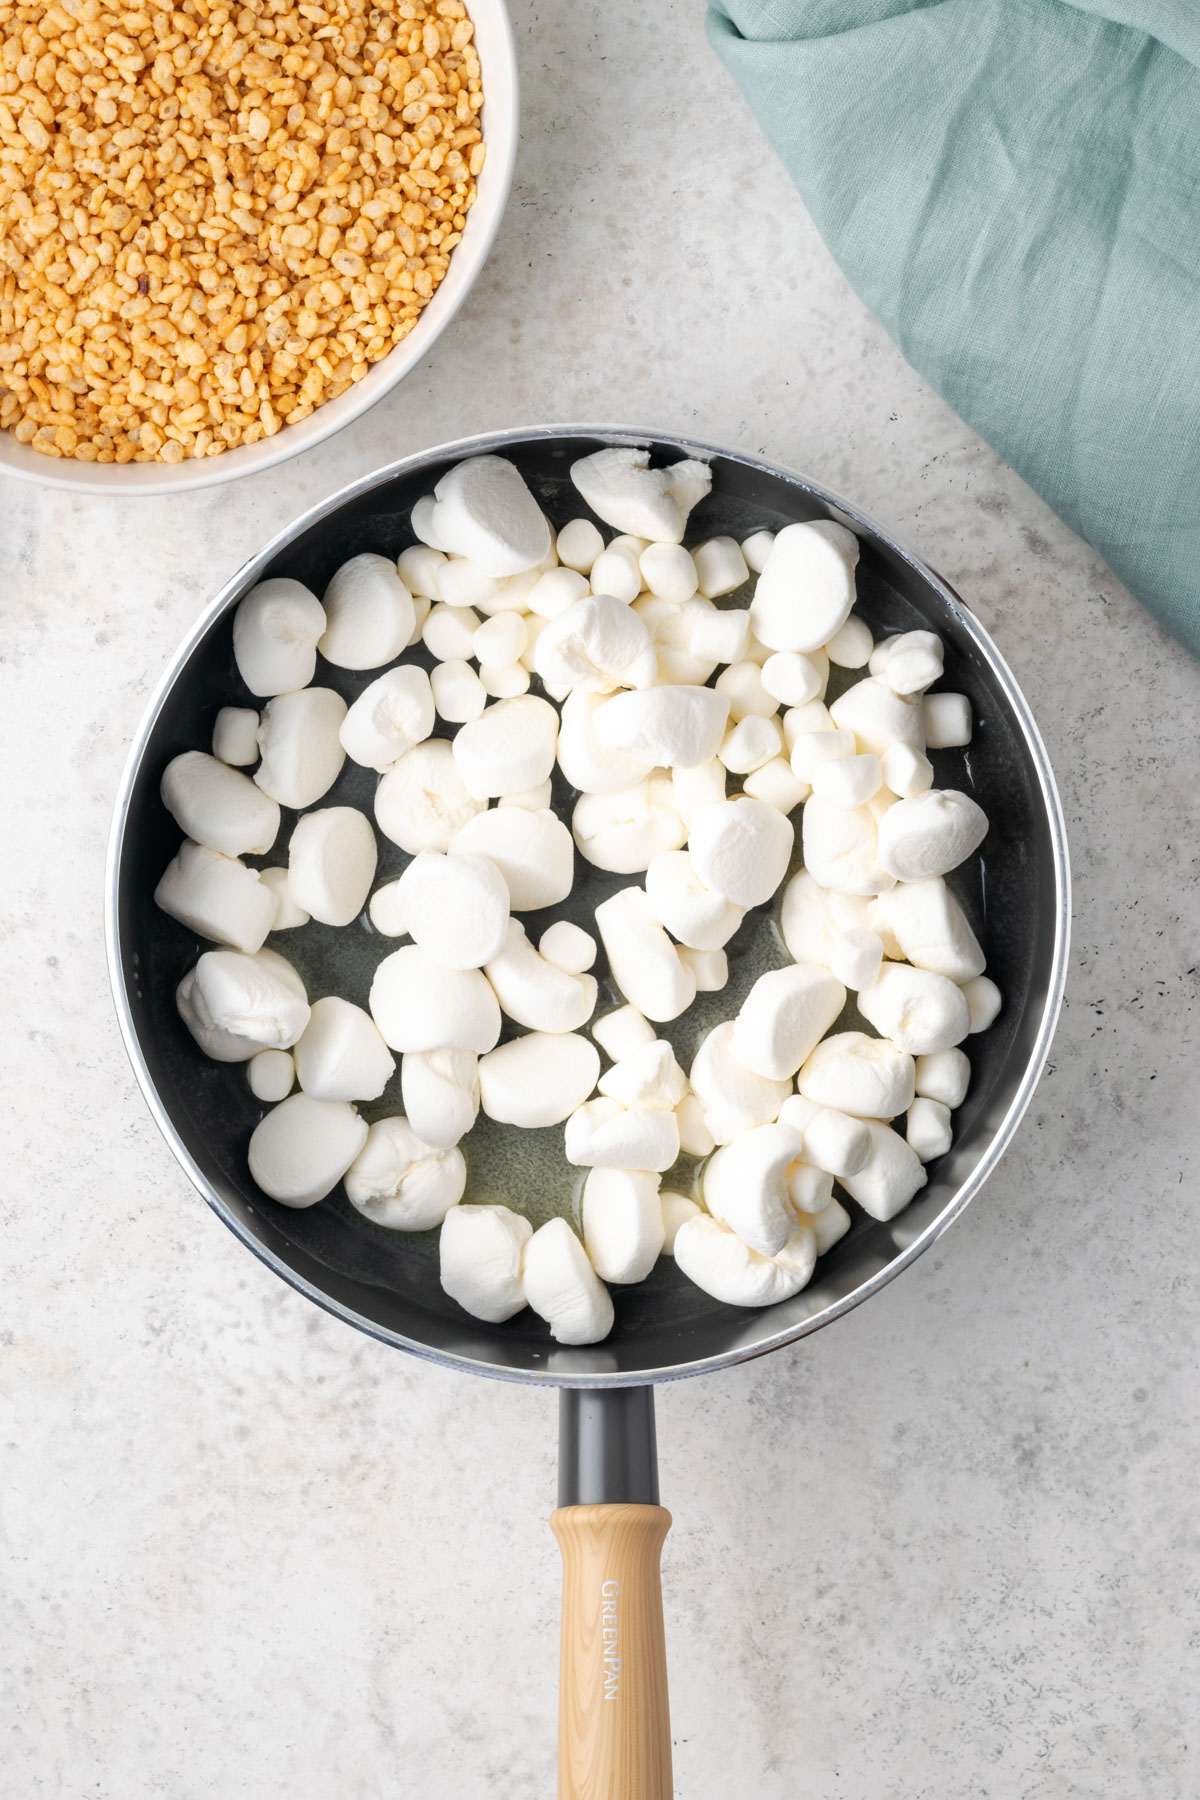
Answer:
[105,423,1072,1387]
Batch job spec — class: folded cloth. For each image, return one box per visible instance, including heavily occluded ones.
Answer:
[708,0,1200,657]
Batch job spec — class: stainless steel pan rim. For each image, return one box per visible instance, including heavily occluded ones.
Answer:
[105,423,1072,1388]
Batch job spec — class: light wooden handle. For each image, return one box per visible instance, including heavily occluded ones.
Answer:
[550,1502,673,1800]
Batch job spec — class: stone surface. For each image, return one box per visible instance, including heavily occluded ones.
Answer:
[2,2,1198,1796]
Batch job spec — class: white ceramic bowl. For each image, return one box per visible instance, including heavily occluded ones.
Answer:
[0,1,518,497]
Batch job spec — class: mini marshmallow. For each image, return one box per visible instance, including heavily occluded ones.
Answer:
[423,601,481,661]
[232,577,325,697]
[155,842,277,953]
[810,1196,852,1255]
[681,599,751,666]
[392,849,510,969]
[439,1204,531,1322]
[876,789,989,881]
[177,947,309,1061]
[566,1101,679,1174]
[451,806,575,910]
[556,518,604,573]
[478,1032,601,1128]
[254,687,347,809]
[248,1092,368,1207]
[881,741,934,798]
[743,756,809,815]
[597,1038,688,1112]
[540,920,597,974]
[294,996,395,1101]
[703,1121,807,1256]
[677,945,729,991]
[688,797,794,908]
[370,946,501,1054]
[873,878,985,981]
[718,714,782,775]
[671,757,726,823]
[527,565,592,620]
[518,613,548,673]
[409,595,432,646]
[779,871,837,967]
[339,665,435,774]
[786,1160,834,1216]
[473,610,528,669]
[213,706,259,767]
[871,630,943,696]
[288,805,376,927]
[582,1167,666,1281]
[593,685,730,770]
[644,849,744,950]
[397,543,446,598]
[248,1048,294,1102]
[401,1047,480,1149]
[345,1115,466,1229]
[914,1047,971,1108]
[789,726,856,784]
[367,880,407,937]
[410,493,448,549]
[573,775,687,874]
[375,739,484,853]
[592,1004,656,1062]
[781,699,834,751]
[431,658,488,724]
[924,692,973,749]
[438,567,502,612]
[839,1119,928,1220]
[907,1096,952,1162]
[801,796,892,896]
[760,651,824,708]
[589,547,641,605]
[660,1191,701,1254]
[522,1217,614,1345]
[797,1031,915,1119]
[825,615,874,668]
[452,694,558,801]
[162,751,280,859]
[731,962,847,1081]
[810,752,883,813]
[750,520,859,653]
[689,1020,790,1144]
[675,1091,715,1156]
[491,565,542,612]
[714,658,779,721]
[799,1105,871,1179]
[429,455,551,577]
[570,447,700,544]
[694,536,750,599]
[857,963,971,1054]
[556,688,653,796]
[741,529,775,573]
[480,661,531,700]
[485,918,598,1033]
[594,885,697,1022]
[829,676,924,757]
[535,593,658,700]
[829,926,884,992]
[673,1212,816,1307]
[319,553,415,669]
[500,779,553,811]
[639,542,699,603]
[638,596,719,687]
[962,975,1002,1033]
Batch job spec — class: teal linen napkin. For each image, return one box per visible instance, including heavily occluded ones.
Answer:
[708,0,1200,657]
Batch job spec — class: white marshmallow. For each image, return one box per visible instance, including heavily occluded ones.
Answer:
[810,751,882,812]
[518,614,549,673]
[689,1020,790,1144]
[581,1167,666,1281]
[339,665,435,773]
[829,926,884,992]
[731,962,847,1080]
[741,530,775,573]
[176,947,309,1061]
[639,542,698,603]
[786,1160,834,1215]
[825,615,873,668]
[688,797,794,908]
[409,594,431,647]
[703,1121,807,1255]
[873,877,985,981]
[248,1092,368,1208]
[370,946,501,1053]
[534,593,657,700]
[750,519,859,653]
[797,1031,915,1119]
[743,756,809,815]
[693,536,750,598]
[161,751,280,859]
[429,455,550,577]
[294,995,395,1101]
[391,849,510,969]
[367,879,408,937]
[527,565,592,620]
[670,756,727,823]
[556,518,604,573]
[839,1119,927,1220]
[801,796,892,896]
[789,726,856,784]
[673,1212,816,1307]
[540,920,597,974]
[574,775,687,874]
[319,553,415,669]
[870,630,943,696]
[681,599,750,666]
[781,699,834,751]
[594,885,697,1023]
[810,1196,852,1255]
[478,1032,601,1128]
[780,870,836,967]
[232,577,325,697]
[254,687,347,808]
[677,945,728,991]
[556,688,652,795]
[248,1048,294,1102]
[491,564,543,613]
[776,1093,819,1135]
[451,806,575,910]
[479,661,531,700]
[375,739,484,854]
[876,788,989,881]
[718,714,782,775]
[439,1204,531,1322]
[675,1091,715,1156]
[659,1191,701,1254]
[155,842,277,954]
[924,692,973,748]
[644,848,744,950]
[570,446,705,544]
[714,658,778,721]
[212,706,259,767]
[589,547,641,606]
[410,493,448,550]
[401,1047,480,1149]
[914,1047,971,1108]
[485,918,598,1032]
[829,676,924,757]
[597,1038,688,1111]
[287,805,377,926]
[440,565,502,612]
[962,975,1002,1032]
[799,1106,871,1179]
[345,1115,466,1228]
[907,1096,952,1161]
[522,1217,613,1345]
[857,963,971,1055]
[430,658,488,725]
[500,779,553,811]
[593,685,729,770]
[397,543,446,599]
[452,694,558,802]
[760,651,824,709]
[423,601,480,661]
[592,1004,656,1062]
[663,458,713,516]
[881,741,934,798]
[637,596,719,687]
[566,1101,679,1174]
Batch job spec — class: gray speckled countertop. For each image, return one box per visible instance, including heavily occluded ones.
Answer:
[3,3,1198,1796]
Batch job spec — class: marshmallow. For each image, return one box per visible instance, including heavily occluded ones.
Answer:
[370,946,501,1054]
[248,1092,368,1207]
[829,926,884,992]
[644,849,744,950]
[589,547,641,606]
[556,518,604,573]
[566,1101,680,1174]
[212,706,259,767]
[248,1048,294,1102]
[556,688,653,795]
[401,1047,480,1149]
[597,1038,688,1112]
[681,599,751,666]
[439,562,502,612]
[671,757,726,823]
[294,995,395,1101]
[345,1115,466,1228]
[594,885,697,1023]
[319,553,415,669]
[760,651,824,709]
[522,1217,614,1345]
[592,1004,656,1062]
[810,751,883,812]
[798,1105,871,1178]
[839,1119,928,1220]
[409,595,431,647]
[391,849,510,969]
[907,1096,952,1162]
[581,1167,666,1281]
[535,593,658,699]
[876,789,989,881]
[410,493,448,549]
[451,695,558,803]
[490,565,543,614]
[741,529,775,573]
[423,601,480,661]
[659,1191,701,1254]
[528,566,591,622]
[573,775,687,874]
[788,726,856,784]
[430,658,488,724]
[781,699,834,751]
[367,879,408,937]
[962,975,1002,1032]
[664,458,713,516]
[743,756,809,815]
[287,805,377,926]
[570,446,705,544]
[714,658,778,721]
[829,676,924,758]
[155,842,277,954]
[480,661,531,700]
[161,751,280,859]
[801,796,892,896]
[673,1212,816,1307]
[915,1047,970,1108]
[518,613,549,672]
[873,877,985,981]
[639,542,698,603]
[478,1032,601,1128]
[540,920,597,973]
[232,577,325,697]
[339,665,436,773]
[702,1121,807,1255]
[693,536,750,599]
[857,963,970,1054]
[254,687,347,808]
[718,714,782,775]
[779,870,836,967]
[881,741,934,798]
[677,944,728,991]
[429,455,551,577]
[810,1196,852,1255]
[451,806,574,910]
[375,739,484,854]
[924,692,973,749]
[593,685,730,770]
[397,543,446,599]
[637,596,719,688]
[688,797,794,907]
[825,616,873,668]
[870,630,943,696]
[749,519,859,653]
[797,1031,915,1119]
[176,947,309,1061]
[689,1020,790,1144]
[485,918,598,1032]
[675,1091,715,1156]
[440,1204,531,1322]
[500,779,553,811]
[786,1160,834,1216]
[731,963,847,1081]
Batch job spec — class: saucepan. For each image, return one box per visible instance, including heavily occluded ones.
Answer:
[105,426,1070,1797]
